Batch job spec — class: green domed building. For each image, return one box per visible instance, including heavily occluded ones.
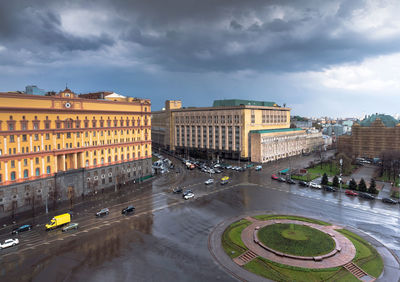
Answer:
[338,114,400,158]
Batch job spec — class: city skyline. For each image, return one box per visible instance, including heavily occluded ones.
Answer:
[1,1,400,117]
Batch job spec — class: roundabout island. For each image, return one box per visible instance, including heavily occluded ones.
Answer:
[211,214,384,281]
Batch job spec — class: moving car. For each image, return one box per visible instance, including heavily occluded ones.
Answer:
[382,197,397,204]
[12,224,32,235]
[173,187,183,194]
[271,174,278,180]
[345,190,358,196]
[183,192,194,200]
[121,205,135,214]
[298,181,308,187]
[62,223,79,232]
[324,186,336,192]
[255,165,262,171]
[309,182,322,189]
[278,177,286,182]
[182,190,193,197]
[205,179,214,185]
[95,208,109,217]
[286,179,296,184]
[358,192,376,200]
[0,238,19,249]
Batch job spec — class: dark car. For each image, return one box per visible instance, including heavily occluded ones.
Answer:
[121,205,135,214]
[96,208,109,217]
[359,192,375,200]
[382,198,397,204]
[324,186,336,192]
[298,181,308,187]
[173,187,183,194]
[286,179,296,184]
[12,224,32,234]
[278,177,286,182]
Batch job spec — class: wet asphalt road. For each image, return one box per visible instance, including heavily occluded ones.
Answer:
[0,154,399,282]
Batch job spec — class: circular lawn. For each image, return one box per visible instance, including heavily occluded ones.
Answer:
[258,223,335,257]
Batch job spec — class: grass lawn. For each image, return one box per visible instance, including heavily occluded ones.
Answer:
[337,229,383,278]
[258,223,335,256]
[307,162,341,176]
[291,174,320,181]
[221,219,251,258]
[252,214,331,226]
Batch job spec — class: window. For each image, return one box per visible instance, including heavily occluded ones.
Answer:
[35,168,40,176]
[24,169,29,178]
[11,172,16,181]
[35,157,39,164]
[9,135,15,143]
[46,166,51,174]
[85,160,89,167]
[67,133,71,138]
[22,134,27,142]
[45,133,50,140]
[11,160,15,168]
[93,159,97,166]
[251,110,255,124]
[8,124,14,131]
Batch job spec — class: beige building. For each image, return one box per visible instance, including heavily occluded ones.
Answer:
[152,99,291,160]
[250,128,323,163]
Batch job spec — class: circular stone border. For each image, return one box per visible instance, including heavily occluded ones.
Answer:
[208,213,400,282]
[243,219,355,268]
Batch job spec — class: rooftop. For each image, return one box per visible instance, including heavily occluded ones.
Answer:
[359,114,398,127]
[212,99,278,107]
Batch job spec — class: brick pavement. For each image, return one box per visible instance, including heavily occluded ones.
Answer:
[240,219,356,269]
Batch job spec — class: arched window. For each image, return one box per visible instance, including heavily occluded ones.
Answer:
[24,169,29,178]
[114,155,118,162]
[46,166,51,174]
[127,153,130,160]
[35,168,40,176]
[121,154,124,161]
[85,160,89,167]
[11,171,16,180]
[108,156,111,163]
[93,158,97,166]
[101,157,104,164]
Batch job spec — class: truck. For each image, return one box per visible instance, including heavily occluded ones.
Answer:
[45,213,71,230]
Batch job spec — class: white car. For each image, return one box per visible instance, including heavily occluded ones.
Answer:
[309,182,322,189]
[0,238,19,249]
[205,179,214,185]
[255,165,262,171]
[184,192,195,200]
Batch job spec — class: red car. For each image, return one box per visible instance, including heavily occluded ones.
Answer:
[271,174,278,180]
[345,190,358,196]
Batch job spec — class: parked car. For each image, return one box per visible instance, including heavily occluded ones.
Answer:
[382,198,397,204]
[95,208,109,217]
[359,192,376,200]
[173,187,183,194]
[183,192,194,200]
[345,190,358,196]
[324,186,336,192]
[271,174,278,180]
[121,205,135,214]
[255,165,262,171]
[205,179,214,185]
[0,238,19,249]
[12,224,32,235]
[214,169,222,174]
[286,179,296,184]
[309,182,322,189]
[62,223,79,232]
[227,165,232,169]
[298,181,308,187]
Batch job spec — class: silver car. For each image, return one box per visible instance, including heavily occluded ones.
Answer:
[62,223,79,232]
[0,238,19,249]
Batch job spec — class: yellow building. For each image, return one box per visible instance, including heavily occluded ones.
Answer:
[0,88,152,217]
[152,99,291,160]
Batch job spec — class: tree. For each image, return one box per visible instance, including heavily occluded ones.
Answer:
[358,178,367,192]
[349,178,357,190]
[321,173,329,185]
[369,178,378,194]
[332,175,339,187]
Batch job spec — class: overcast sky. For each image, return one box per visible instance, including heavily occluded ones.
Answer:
[1,0,400,118]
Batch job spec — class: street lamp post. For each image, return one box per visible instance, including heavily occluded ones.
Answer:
[339,158,343,196]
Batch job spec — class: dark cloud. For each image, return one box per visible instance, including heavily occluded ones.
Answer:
[0,0,399,73]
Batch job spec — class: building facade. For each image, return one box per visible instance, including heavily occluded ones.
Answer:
[152,99,291,160]
[338,115,400,158]
[250,128,323,163]
[0,88,152,218]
